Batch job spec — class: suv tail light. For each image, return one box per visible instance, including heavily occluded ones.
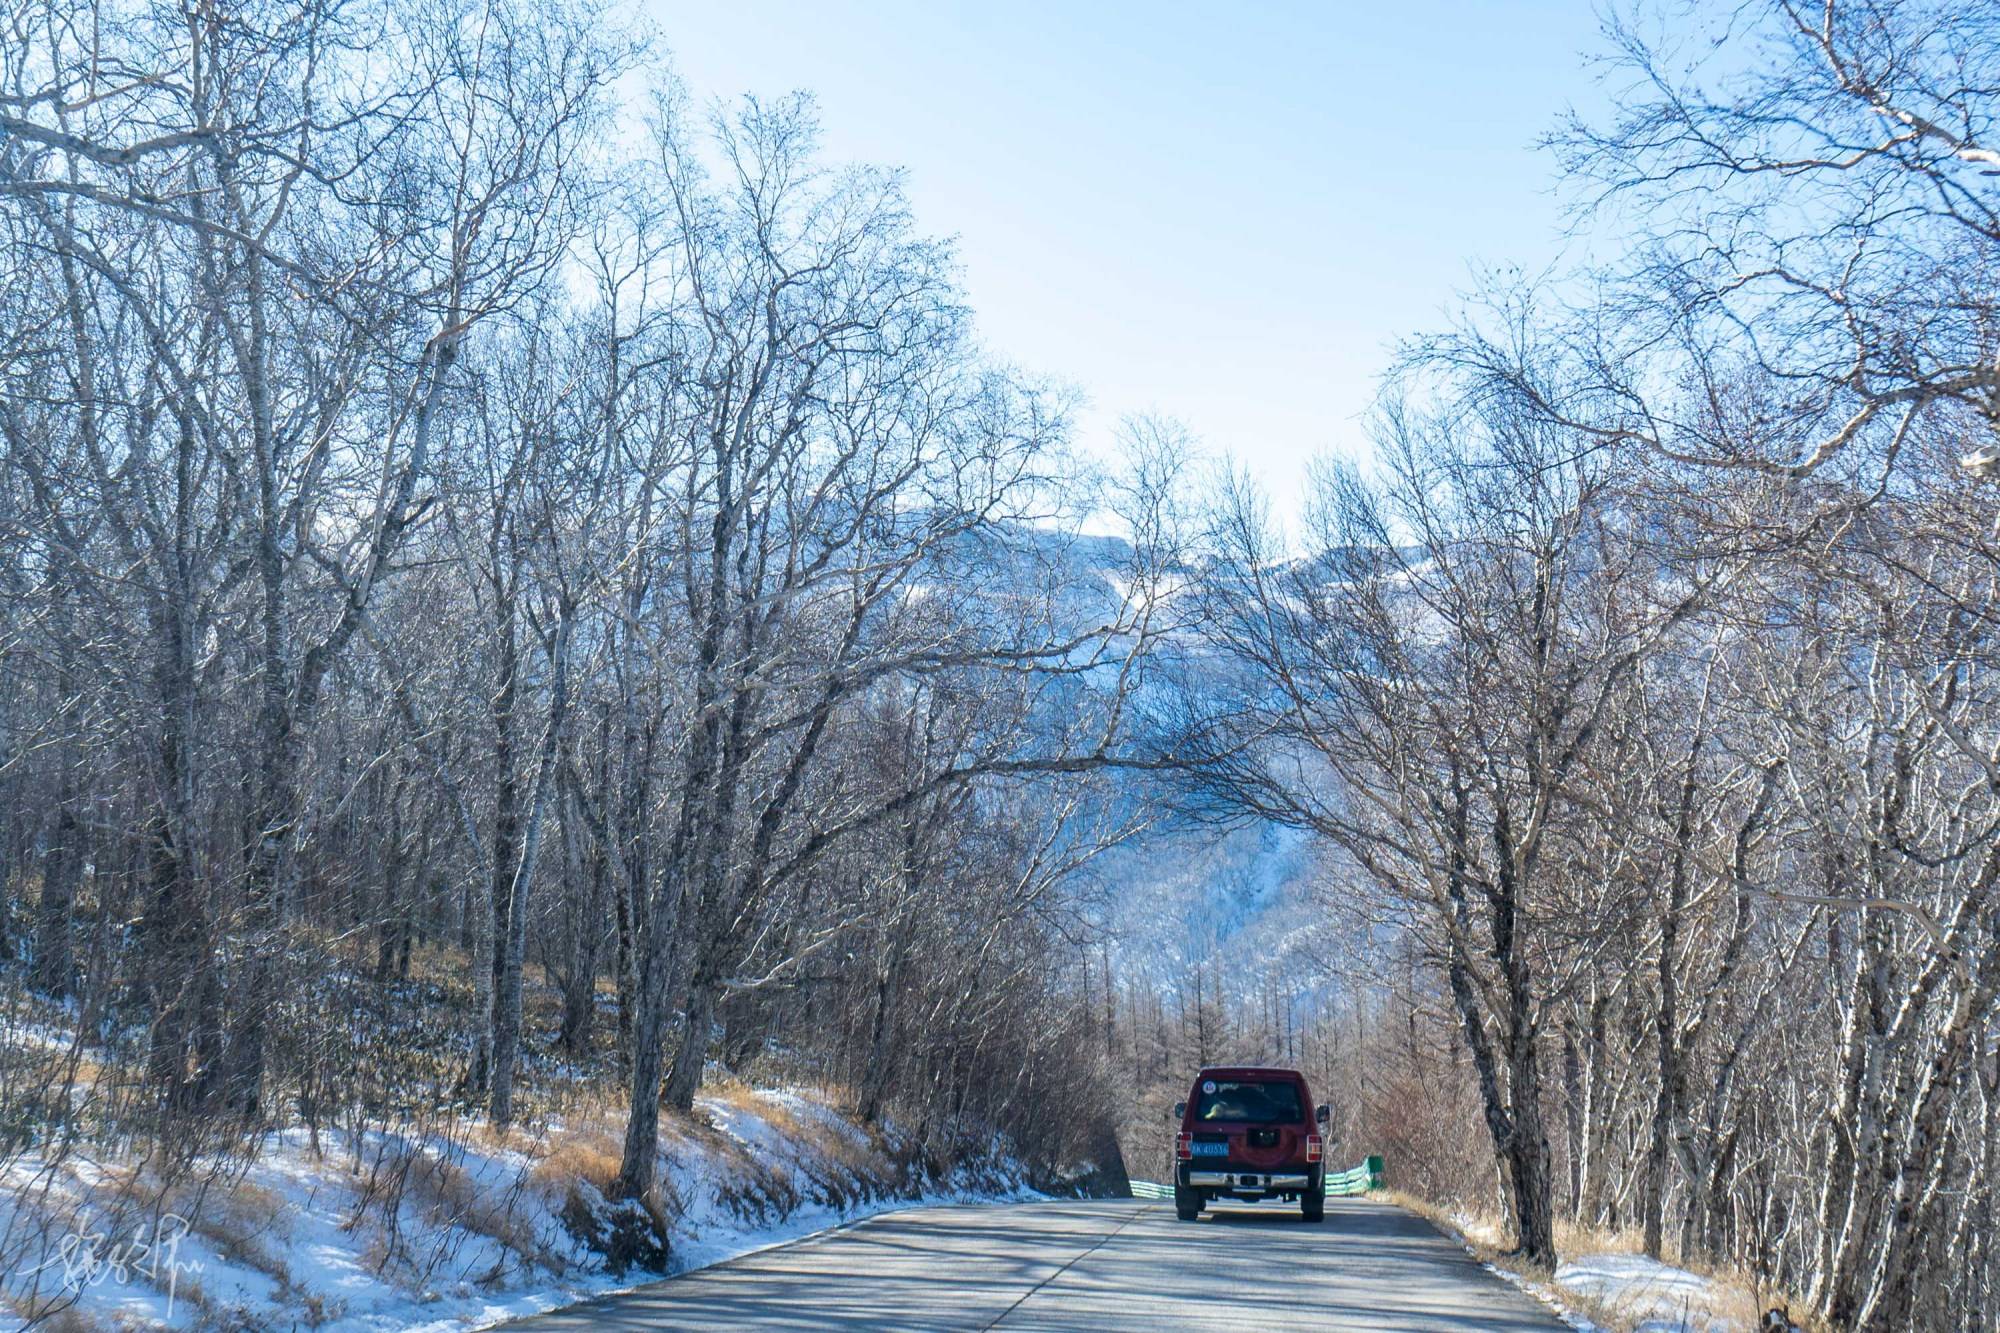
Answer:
[1175,1133,1192,1161]
[1306,1133,1323,1162]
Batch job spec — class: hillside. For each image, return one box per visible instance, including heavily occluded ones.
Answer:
[0,966,1058,1331]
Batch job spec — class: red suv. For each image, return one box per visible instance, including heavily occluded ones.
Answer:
[1172,1066,1330,1222]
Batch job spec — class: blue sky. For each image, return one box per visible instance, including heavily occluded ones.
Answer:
[645,1,1614,530]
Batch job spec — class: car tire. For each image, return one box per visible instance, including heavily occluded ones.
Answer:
[1301,1186,1325,1223]
[1174,1184,1203,1221]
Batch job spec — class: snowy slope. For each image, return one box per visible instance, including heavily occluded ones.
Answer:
[0,1087,1042,1332]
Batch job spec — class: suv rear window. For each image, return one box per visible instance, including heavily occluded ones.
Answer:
[1194,1079,1302,1123]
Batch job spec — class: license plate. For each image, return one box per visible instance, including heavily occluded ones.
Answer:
[1191,1142,1228,1157]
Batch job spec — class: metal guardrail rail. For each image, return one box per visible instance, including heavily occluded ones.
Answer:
[1131,1155,1384,1200]
[1323,1155,1386,1196]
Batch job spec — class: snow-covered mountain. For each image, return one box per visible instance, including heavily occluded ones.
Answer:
[961,522,1337,1000]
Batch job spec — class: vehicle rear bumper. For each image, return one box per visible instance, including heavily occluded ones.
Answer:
[1179,1165,1320,1191]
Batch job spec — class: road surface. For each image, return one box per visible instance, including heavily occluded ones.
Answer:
[505,1195,1571,1330]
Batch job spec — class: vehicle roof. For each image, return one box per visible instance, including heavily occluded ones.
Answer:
[1193,1066,1305,1079]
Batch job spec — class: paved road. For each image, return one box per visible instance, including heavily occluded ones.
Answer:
[505,1196,1569,1330]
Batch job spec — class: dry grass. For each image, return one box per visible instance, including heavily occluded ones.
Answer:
[531,1078,628,1128]
[528,1124,625,1199]
[710,1081,811,1141]
[656,1104,799,1224]
[811,1115,896,1184]
[292,1289,343,1327]
[1389,1192,1807,1333]
[695,1083,907,1214]
[711,1084,893,1175]
[1546,1220,1804,1332]
[1555,1214,1640,1256]
[464,1117,544,1156]
[508,1099,682,1233]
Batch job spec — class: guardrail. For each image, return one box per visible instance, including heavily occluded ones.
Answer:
[1130,1155,1384,1200]
[1325,1155,1386,1196]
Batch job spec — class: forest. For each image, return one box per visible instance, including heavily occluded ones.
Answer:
[0,1,1995,1330]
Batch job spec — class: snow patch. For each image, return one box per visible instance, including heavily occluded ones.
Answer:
[1425,1207,1746,1332]
[1556,1253,1734,1333]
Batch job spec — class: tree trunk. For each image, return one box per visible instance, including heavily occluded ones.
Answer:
[374,765,409,984]
[1494,803,1557,1268]
[1504,1010,1559,1268]
[490,613,569,1126]
[616,970,669,1200]
[557,779,601,1057]
[33,774,80,996]
[860,933,909,1124]
[141,593,206,1120]
[663,973,716,1114]
[474,593,521,1098]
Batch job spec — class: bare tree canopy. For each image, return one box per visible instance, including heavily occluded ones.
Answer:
[0,3,1995,1331]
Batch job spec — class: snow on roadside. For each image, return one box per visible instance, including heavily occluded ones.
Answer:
[1429,1207,1747,1333]
[657,1091,1043,1282]
[0,1087,1043,1332]
[1474,1258,1603,1332]
[1555,1253,1735,1333]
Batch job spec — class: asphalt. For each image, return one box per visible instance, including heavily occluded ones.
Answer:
[502,1195,1572,1331]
